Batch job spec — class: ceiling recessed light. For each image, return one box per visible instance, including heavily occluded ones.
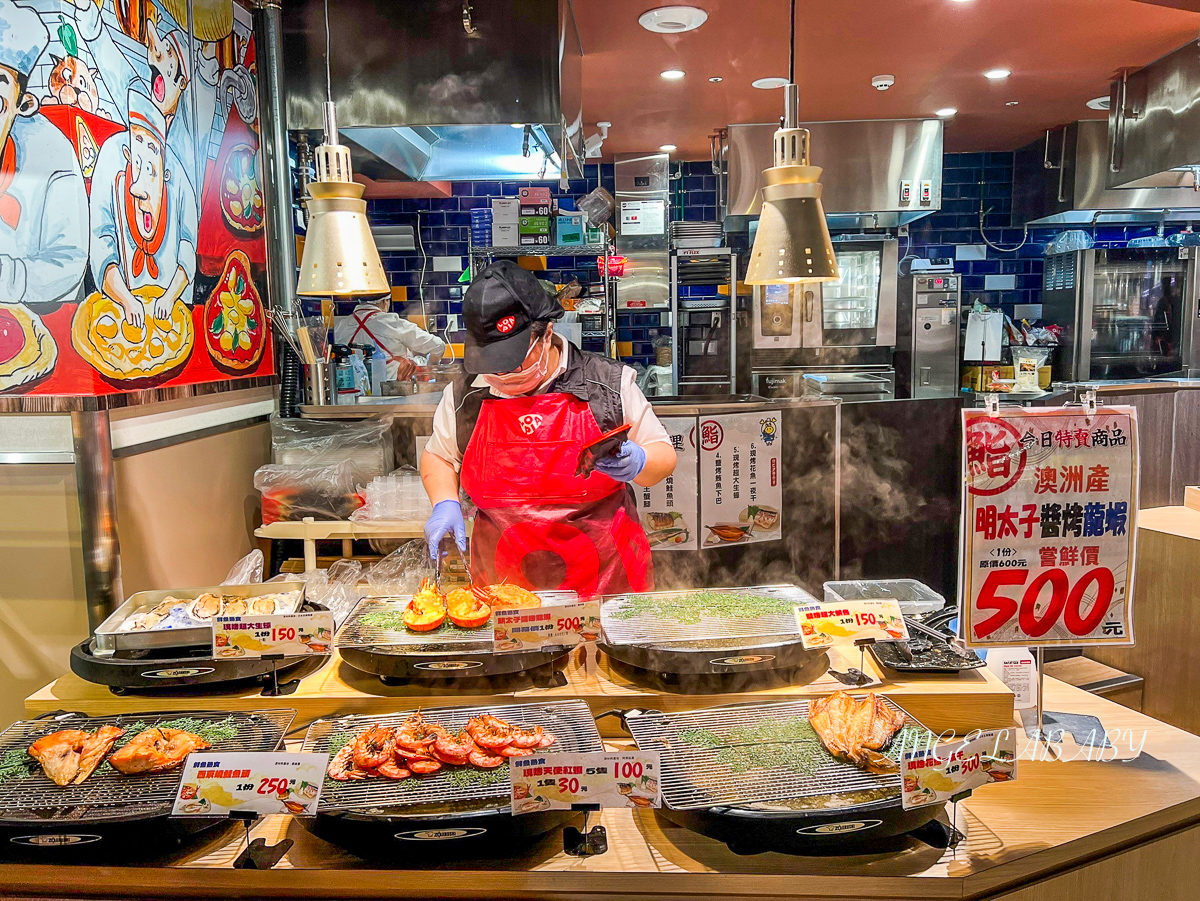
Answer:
[659,144,677,152]
[639,6,708,34]
[1006,100,1019,106]
[984,68,1011,80]
[752,76,789,89]
[708,76,723,83]
[660,69,686,80]
[935,107,958,118]
[1087,95,1111,111]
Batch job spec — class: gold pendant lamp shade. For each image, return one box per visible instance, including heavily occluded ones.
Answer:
[296,102,389,297]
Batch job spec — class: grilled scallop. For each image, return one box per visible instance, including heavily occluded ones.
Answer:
[249,596,277,614]
[222,597,249,617]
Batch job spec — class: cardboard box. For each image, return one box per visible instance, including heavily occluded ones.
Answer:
[490,198,519,223]
[519,233,551,246]
[520,203,552,217]
[519,216,551,235]
[960,365,1051,391]
[491,222,518,246]
[518,186,552,205]
[556,213,584,245]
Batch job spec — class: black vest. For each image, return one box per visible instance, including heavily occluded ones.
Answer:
[452,343,626,459]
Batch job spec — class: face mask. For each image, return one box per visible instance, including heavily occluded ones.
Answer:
[485,336,551,396]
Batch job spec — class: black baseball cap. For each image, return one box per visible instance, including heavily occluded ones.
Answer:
[463,260,564,374]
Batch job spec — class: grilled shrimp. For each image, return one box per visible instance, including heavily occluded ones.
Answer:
[430,727,474,766]
[396,712,436,752]
[351,725,396,770]
[468,745,505,768]
[375,758,412,780]
[499,744,531,758]
[509,725,546,749]
[327,745,369,781]
[409,757,443,774]
[466,715,513,750]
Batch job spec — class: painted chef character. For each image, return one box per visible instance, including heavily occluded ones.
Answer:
[0,0,89,305]
[70,0,219,192]
[89,82,196,327]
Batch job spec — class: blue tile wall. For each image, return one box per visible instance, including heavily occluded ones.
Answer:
[910,152,1198,321]
[302,153,1197,358]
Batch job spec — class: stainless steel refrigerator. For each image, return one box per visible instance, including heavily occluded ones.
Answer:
[1041,247,1200,381]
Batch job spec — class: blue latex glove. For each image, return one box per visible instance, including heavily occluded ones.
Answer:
[425,499,467,563]
[592,440,647,483]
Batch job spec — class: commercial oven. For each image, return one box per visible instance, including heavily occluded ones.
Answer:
[895,271,962,398]
[1041,248,1200,381]
[749,237,899,399]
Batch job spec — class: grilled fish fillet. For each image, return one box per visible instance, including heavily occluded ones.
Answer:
[27,729,91,786]
[74,725,125,784]
[109,727,211,775]
[808,691,907,775]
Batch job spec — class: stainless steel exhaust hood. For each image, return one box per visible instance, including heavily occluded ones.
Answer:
[1014,120,1200,226]
[1107,39,1200,191]
[724,119,943,231]
[281,0,583,182]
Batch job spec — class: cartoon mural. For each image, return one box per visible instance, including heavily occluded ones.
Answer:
[0,0,271,396]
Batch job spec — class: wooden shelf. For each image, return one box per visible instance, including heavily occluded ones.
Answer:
[254,518,429,571]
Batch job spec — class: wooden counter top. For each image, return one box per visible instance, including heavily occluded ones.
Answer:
[2,680,1197,900]
[26,645,1014,737]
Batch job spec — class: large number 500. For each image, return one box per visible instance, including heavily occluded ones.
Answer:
[973,568,1115,640]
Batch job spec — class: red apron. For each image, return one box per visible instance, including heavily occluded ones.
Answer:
[459,391,654,598]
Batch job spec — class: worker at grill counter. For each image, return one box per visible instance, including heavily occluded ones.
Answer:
[420,260,676,596]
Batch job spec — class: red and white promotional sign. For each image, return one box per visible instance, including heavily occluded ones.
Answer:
[960,407,1138,648]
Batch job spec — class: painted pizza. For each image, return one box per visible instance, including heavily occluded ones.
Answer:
[220,143,264,235]
[71,287,194,387]
[203,250,266,372]
[0,303,57,392]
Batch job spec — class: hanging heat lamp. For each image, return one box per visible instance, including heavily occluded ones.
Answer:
[744,0,838,286]
[296,0,388,297]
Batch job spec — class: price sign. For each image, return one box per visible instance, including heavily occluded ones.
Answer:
[212,611,335,659]
[494,599,599,654]
[792,599,908,649]
[171,752,326,817]
[901,729,1017,810]
[961,407,1139,648]
[509,751,660,813]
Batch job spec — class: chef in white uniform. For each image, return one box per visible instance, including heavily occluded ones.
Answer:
[89,82,197,326]
[0,0,89,305]
[333,297,447,380]
[70,0,217,194]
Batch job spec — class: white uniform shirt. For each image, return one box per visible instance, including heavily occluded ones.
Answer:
[424,336,671,472]
[88,137,197,297]
[333,306,448,380]
[0,115,89,304]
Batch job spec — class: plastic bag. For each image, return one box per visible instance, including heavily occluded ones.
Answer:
[269,413,394,486]
[351,466,433,523]
[366,540,435,597]
[221,549,265,585]
[254,460,364,523]
[1046,230,1094,254]
[1013,346,1051,392]
[268,560,363,627]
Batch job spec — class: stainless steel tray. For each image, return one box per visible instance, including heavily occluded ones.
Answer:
[93,582,305,657]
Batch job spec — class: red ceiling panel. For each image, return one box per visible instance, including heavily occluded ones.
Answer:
[574,0,1200,158]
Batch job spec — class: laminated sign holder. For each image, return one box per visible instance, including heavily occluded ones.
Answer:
[960,391,1139,748]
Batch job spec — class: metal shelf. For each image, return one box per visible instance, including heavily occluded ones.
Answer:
[469,244,610,256]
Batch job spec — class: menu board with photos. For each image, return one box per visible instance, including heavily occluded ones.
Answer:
[638,416,699,550]
[698,411,784,550]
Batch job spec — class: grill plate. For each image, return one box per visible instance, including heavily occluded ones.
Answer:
[600,584,814,647]
[0,709,295,819]
[625,697,927,811]
[302,700,603,813]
